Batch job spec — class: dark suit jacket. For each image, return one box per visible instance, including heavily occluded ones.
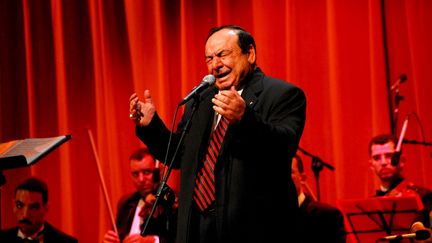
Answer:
[298,194,346,243]
[116,192,176,243]
[0,222,77,243]
[137,68,307,243]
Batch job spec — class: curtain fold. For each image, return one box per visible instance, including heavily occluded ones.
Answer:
[1,1,431,242]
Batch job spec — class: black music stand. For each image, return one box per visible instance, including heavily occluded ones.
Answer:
[337,195,423,243]
[0,135,71,172]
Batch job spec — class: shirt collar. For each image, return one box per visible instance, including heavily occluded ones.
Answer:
[17,223,44,240]
[297,192,306,207]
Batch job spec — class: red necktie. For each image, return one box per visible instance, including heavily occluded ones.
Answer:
[193,116,229,211]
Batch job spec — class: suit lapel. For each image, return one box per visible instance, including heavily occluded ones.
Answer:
[122,193,141,237]
[241,68,264,111]
[195,86,218,145]
[183,87,217,176]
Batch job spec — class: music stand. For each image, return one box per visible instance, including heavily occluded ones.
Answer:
[337,195,423,243]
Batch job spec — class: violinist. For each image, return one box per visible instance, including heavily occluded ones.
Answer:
[368,134,432,234]
[103,147,177,243]
[292,155,346,242]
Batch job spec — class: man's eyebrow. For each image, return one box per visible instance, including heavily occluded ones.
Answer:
[206,49,230,57]
[29,202,42,207]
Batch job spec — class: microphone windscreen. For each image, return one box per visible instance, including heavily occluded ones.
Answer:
[391,151,401,166]
[415,229,431,240]
[203,74,216,85]
[399,74,407,83]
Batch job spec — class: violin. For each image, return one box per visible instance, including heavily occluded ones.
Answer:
[385,180,419,197]
[139,185,176,220]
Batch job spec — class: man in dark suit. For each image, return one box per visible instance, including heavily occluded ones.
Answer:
[103,148,177,243]
[0,177,77,243]
[129,25,306,243]
[291,155,346,243]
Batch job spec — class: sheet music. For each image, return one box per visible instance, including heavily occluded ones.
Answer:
[0,135,70,165]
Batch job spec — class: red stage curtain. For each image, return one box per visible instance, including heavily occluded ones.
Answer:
[1,0,431,242]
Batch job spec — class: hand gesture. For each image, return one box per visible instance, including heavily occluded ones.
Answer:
[212,86,246,124]
[129,90,156,127]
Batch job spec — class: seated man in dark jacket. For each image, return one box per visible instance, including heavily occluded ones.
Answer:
[103,147,177,243]
[0,177,78,243]
[368,134,432,240]
[292,154,346,243]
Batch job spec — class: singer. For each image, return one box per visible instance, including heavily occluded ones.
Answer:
[368,134,432,235]
[128,25,306,243]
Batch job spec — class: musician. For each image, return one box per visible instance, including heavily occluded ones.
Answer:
[0,177,78,243]
[292,155,346,243]
[103,147,177,243]
[368,134,432,233]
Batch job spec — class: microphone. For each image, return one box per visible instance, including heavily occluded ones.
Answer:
[178,74,216,106]
[390,74,407,91]
[391,114,410,166]
[391,152,401,167]
[377,229,431,241]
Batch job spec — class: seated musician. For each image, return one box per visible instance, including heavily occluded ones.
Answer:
[368,134,432,238]
[292,154,346,242]
[103,147,177,243]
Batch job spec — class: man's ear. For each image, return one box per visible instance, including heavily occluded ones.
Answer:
[399,155,406,168]
[43,202,49,213]
[368,159,374,171]
[247,44,256,64]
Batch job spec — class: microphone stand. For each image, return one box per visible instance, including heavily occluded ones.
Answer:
[392,85,404,137]
[403,139,432,146]
[403,139,432,159]
[297,147,334,201]
[141,100,199,236]
[0,170,5,228]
